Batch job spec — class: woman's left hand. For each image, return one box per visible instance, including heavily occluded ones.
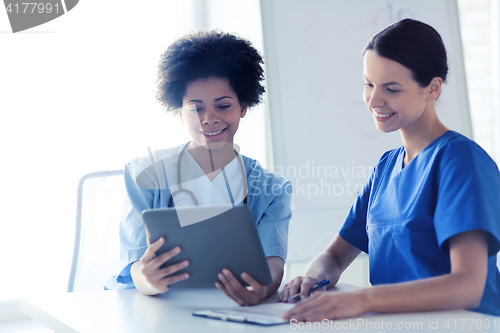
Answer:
[216,269,267,306]
[282,290,368,322]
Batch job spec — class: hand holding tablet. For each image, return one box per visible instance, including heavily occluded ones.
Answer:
[141,205,272,289]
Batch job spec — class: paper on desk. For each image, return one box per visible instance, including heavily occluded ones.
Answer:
[193,302,296,326]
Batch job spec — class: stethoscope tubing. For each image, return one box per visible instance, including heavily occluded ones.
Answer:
[168,142,248,207]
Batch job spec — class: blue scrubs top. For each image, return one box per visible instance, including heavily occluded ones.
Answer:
[339,131,500,316]
[106,146,292,289]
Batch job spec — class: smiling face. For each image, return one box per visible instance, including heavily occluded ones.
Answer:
[362,50,433,134]
[180,77,247,151]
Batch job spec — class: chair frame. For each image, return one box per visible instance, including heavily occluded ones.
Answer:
[67,169,124,292]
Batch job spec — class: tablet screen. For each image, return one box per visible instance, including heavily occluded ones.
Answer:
[141,205,272,288]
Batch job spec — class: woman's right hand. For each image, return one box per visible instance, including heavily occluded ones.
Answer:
[278,275,326,303]
[134,237,190,295]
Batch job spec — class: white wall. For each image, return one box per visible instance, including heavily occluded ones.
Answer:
[458,0,496,159]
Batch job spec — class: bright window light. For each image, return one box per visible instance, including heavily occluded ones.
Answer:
[0,0,268,302]
[0,0,187,300]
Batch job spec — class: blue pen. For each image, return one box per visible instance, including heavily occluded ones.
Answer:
[288,279,330,303]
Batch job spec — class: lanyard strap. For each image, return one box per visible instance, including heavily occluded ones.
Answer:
[221,167,235,207]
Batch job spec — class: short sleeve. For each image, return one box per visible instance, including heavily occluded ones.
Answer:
[434,142,500,256]
[338,172,373,253]
[257,181,292,261]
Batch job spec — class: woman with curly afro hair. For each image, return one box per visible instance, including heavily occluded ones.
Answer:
[109,30,293,306]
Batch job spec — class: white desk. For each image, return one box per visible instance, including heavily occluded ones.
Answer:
[20,284,499,332]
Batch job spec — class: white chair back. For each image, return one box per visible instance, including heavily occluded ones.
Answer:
[68,170,124,292]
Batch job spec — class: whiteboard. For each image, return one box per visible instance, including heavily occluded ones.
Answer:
[260,0,471,261]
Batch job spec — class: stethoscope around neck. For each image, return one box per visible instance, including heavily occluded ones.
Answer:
[168,142,248,208]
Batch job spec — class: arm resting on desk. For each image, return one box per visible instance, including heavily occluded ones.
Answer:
[282,230,488,321]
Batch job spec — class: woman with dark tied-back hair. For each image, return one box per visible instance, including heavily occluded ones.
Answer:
[106,31,292,306]
[280,19,500,320]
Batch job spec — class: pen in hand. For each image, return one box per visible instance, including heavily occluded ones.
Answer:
[288,279,330,303]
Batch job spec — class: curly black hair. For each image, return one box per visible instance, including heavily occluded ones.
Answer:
[156,30,266,112]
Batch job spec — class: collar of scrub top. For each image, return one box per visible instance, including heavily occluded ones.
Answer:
[168,142,248,208]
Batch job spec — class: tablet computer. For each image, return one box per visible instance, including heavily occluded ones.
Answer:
[141,205,272,288]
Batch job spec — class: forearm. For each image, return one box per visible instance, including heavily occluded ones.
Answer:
[283,270,485,322]
[364,272,483,314]
[365,230,487,314]
[130,261,161,296]
[283,233,488,321]
[263,256,285,297]
[304,251,342,287]
[305,234,361,287]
